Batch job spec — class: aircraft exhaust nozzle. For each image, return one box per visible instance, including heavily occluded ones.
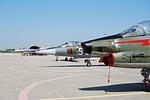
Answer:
[36,49,56,55]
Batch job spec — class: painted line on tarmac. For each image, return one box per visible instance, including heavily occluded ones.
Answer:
[8,66,59,74]
[18,74,87,100]
[9,66,94,74]
[39,92,149,100]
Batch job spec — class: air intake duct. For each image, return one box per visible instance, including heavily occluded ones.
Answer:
[81,43,92,54]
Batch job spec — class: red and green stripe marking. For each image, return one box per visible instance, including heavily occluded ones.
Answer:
[114,39,150,46]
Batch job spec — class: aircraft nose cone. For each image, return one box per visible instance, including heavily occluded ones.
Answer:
[36,49,56,55]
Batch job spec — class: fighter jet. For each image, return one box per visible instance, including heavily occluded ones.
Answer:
[15,47,37,56]
[81,20,150,89]
[36,41,92,66]
[15,45,48,56]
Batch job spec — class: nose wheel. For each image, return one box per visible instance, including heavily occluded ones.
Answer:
[56,56,58,61]
[141,68,150,91]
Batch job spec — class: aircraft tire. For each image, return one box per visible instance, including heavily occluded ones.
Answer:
[65,57,68,61]
[87,62,91,67]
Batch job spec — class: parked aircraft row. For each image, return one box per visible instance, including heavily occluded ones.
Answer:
[36,20,150,90]
[36,41,94,66]
[15,45,48,56]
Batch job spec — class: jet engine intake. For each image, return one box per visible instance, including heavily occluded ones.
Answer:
[81,43,92,54]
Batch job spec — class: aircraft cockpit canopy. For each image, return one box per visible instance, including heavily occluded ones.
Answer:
[139,20,150,34]
[58,41,81,47]
[121,20,150,37]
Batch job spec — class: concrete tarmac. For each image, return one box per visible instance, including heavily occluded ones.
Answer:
[0,54,149,100]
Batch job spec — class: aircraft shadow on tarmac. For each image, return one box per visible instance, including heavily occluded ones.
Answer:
[79,83,147,92]
[41,64,104,68]
[59,60,78,62]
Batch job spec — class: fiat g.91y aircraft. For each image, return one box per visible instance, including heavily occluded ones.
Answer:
[81,20,150,89]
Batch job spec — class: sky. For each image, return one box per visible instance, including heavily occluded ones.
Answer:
[0,0,150,49]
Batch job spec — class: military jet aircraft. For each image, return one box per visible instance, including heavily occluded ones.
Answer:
[36,41,93,66]
[81,20,150,89]
[15,45,48,56]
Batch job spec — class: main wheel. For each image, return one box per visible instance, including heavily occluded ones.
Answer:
[87,62,92,67]
[69,58,73,61]
[65,57,68,61]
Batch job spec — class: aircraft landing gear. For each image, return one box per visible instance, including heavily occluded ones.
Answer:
[56,56,58,61]
[69,58,73,61]
[85,59,91,67]
[141,68,150,91]
[65,57,68,61]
